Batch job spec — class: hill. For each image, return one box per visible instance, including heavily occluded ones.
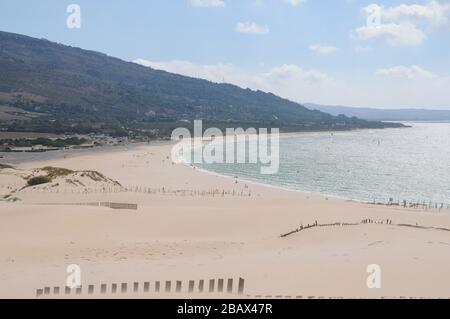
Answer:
[305,103,450,122]
[0,31,404,137]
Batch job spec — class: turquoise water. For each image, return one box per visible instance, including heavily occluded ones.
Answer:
[194,122,450,204]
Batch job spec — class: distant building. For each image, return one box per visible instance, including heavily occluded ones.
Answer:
[32,145,47,151]
[9,147,30,152]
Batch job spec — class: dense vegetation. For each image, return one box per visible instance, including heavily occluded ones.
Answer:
[0,31,404,136]
[0,137,87,148]
[27,176,51,186]
[41,167,74,179]
[26,167,74,186]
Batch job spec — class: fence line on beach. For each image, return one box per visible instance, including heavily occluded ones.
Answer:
[10,184,450,210]
[280,218,450,238]
[39,202,138,210]
[36,277,245,298]
[370,198,450,212]
[19,185,253,198]
[36,277,446,300]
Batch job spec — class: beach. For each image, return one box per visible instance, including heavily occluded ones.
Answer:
[1,141,450,299]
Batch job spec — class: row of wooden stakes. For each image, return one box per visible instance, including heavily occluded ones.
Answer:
[36,278,245,298]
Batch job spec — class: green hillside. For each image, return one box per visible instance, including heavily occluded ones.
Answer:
[0,31,404,137]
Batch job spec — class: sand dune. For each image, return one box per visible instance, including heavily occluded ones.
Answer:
[1,143,450,299]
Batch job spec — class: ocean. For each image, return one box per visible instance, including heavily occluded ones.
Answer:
[193,122,450,205]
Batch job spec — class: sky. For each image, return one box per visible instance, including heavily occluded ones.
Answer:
[1,0,450,109]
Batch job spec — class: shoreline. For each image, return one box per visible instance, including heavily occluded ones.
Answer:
[4,123,447,212]
[0,124,408,164]
[173,123,448,210]
[189,162,450,212]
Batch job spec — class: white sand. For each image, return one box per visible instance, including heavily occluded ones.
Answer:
[1,142,450,299]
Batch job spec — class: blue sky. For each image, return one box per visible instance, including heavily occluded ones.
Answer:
[1,0,450,108]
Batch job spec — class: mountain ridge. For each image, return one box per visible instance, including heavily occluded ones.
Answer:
[0,31,404,136]
[306,103,450,122]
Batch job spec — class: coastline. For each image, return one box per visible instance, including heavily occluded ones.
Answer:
[174,124,436,207]
[5,125,437,210]
[0,124,407,165]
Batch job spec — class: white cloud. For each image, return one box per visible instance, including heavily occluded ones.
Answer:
[284,0,306,7]
[133,58,267,90]
[236,22,269,35]
[354,1,450,46]
[355,22,426,46]
[134,59,330,87]
[134,59,331,103]
[265,64,330,84]
[309,44,339,55]
[375,1,450,28]
[133,58,450,108]
[375,65,437,79]
[190,0,225,7]
[255,0,306,6]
